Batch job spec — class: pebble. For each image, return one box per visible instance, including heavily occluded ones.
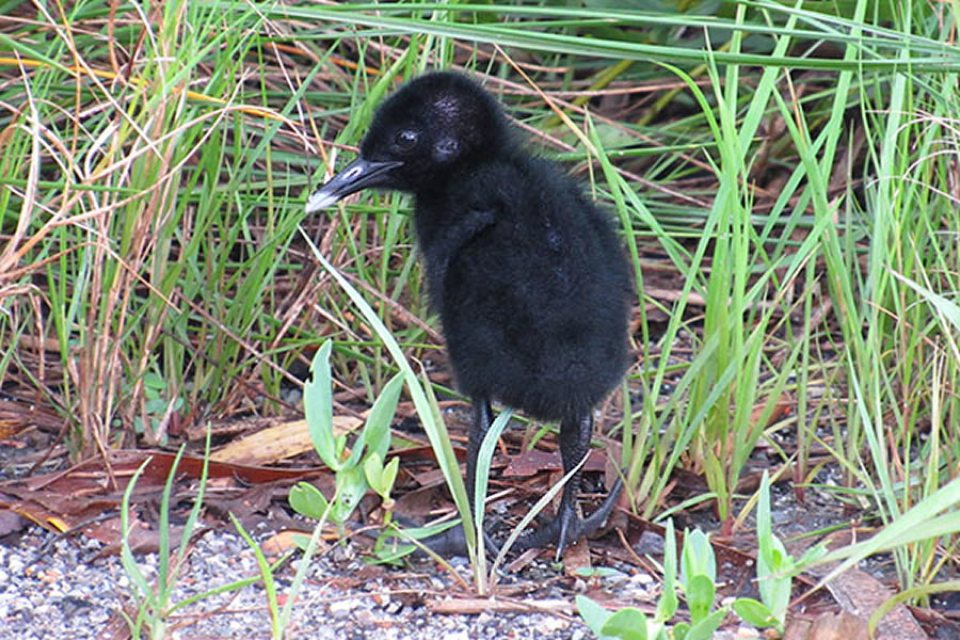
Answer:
[631,571,654,586]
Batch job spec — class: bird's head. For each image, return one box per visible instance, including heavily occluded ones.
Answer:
[306,72,511,213]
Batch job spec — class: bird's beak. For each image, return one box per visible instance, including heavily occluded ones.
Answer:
[305,157,404,213]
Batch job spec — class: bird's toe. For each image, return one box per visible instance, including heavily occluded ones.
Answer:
[403,522,501,559]
[512,478,624,559]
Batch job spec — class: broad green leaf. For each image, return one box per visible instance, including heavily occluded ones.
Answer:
[758,538,791,623]
[363,454,400,499]
[681,529,716,587]
[347,372,403,468]
[332,466,368,524]
[143,371,167,391]
[304,341,338,471]
[288,482,329,520]
[686,574,716,624]
[672,621,690,640]
[601,608,649,640]
[576,595,612,636]
[685,607,728,640]
[732,597,777,628]
[756,472,791,624]
[364,453,386,495]
[380,456,400,496]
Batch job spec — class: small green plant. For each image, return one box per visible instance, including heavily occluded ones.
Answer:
[576,519,678,640]
[133,371,184,446]
[577,472,827,639]
[120,435,210,639]
[288,338,455,566]
[676,529,727,640]
[288,340,403,536]
[120,431,312,639]
[305,233,486,588]
[577,522,727,640]
[732,471,825,634]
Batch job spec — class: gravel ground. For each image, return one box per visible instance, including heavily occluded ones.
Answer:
[0,524,622,639]
[0,435,656,639]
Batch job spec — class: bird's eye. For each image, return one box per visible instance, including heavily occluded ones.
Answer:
[394,129,419,151]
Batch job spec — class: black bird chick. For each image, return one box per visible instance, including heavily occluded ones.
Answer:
[307,72,632,557]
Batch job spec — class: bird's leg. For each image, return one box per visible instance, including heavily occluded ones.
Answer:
[555,412,593,556]
[466,398,494,516]
[465,398,502,555]
[410,398,496,558]
[514,412,622,559]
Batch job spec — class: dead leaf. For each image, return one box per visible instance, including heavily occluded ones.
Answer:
[261,529,310,556]
[825,568,927,639]
[502,448,607,478]
[799,530,927,640]
[562,536,592,577]
[784,611,869,640]
[211,416,362,466]
[0,508,27,537]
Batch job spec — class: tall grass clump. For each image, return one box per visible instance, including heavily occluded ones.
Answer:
[828,4,960,590]
[1,2,326,453]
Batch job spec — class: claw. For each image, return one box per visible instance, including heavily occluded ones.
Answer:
[512,476,623,558]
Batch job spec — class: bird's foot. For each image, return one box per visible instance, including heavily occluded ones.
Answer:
[512,477,623,560]
[393,519,501,559]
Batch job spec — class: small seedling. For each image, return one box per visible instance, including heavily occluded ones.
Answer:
[120,434,210,638]
[289,340,403,538]
[133,370,184,446]
[576,519,678,640]
[732,471,826,635]
[675,528,727,640]
[577,474,832,638]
